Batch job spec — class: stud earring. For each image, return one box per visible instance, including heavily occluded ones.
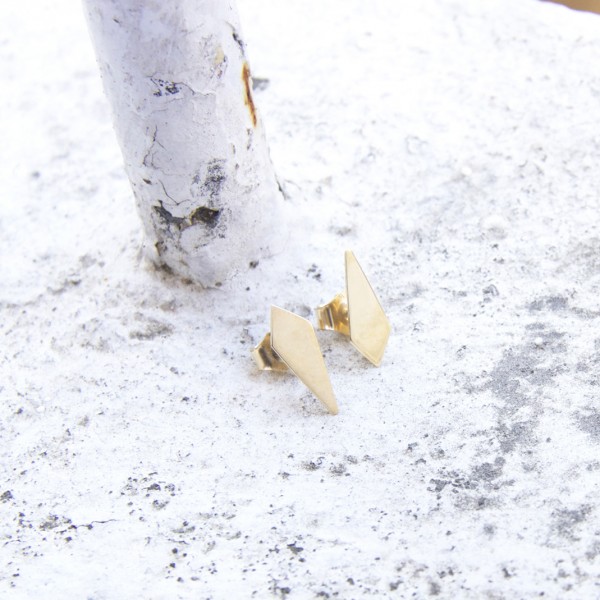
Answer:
[252,305,338,415]
[317,250,390,366]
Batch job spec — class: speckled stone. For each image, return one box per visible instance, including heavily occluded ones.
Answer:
[1,0,600,598]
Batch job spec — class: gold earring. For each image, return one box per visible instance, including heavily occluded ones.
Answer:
[252,306,338,415]
[317,250,390,366]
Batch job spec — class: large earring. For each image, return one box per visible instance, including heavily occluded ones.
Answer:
[316,250,390,366]
[252,306,338,415]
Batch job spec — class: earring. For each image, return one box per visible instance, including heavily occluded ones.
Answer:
[317,250,390,366]
[252,306,338,415]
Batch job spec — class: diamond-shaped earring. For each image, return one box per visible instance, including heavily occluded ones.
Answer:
[252,306,338,415]
[316,251,390,366]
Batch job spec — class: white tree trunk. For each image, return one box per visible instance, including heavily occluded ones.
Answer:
[83,0,283,286]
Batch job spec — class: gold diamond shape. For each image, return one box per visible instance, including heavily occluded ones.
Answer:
[271,306,338,415]
[345,251,391,366]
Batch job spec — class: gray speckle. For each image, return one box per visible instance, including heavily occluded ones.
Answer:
[471,457,505,481]
[429,581,441,596]
[429,479,449,493]
[575,408,600,441]
[482,327,566,456]
[192,159,227,202]
[485,329,566,409]
[252,77,270,91]
[302,459,323,471]
[329,463,347,476]
[585,541,600,560]
[129,315,173,340]
[528,296,569,313]
[528,295,600,319]
[287,542,303,555]
[496,420,537,454]
[552,506,592,540]
[40,515,71,531]
[483,284,499,297]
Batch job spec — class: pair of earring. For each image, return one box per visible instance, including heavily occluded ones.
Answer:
[252,251,391,415]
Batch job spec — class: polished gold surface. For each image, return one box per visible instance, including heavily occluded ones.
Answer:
[345,250,390,366]
[316,292,350,336]
[252,307,338,415]
[317,251,390,366]
[271,306,338,415]
[251,332,288,372]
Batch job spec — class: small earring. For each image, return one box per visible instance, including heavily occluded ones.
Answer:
[252,305,338,415]
[317,250,390,366]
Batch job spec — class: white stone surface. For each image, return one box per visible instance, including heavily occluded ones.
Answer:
[2,0,600,598]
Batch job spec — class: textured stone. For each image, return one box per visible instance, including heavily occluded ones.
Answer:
[1,0,600,597]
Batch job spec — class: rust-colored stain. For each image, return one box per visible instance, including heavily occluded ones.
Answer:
[242,62,257,128]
